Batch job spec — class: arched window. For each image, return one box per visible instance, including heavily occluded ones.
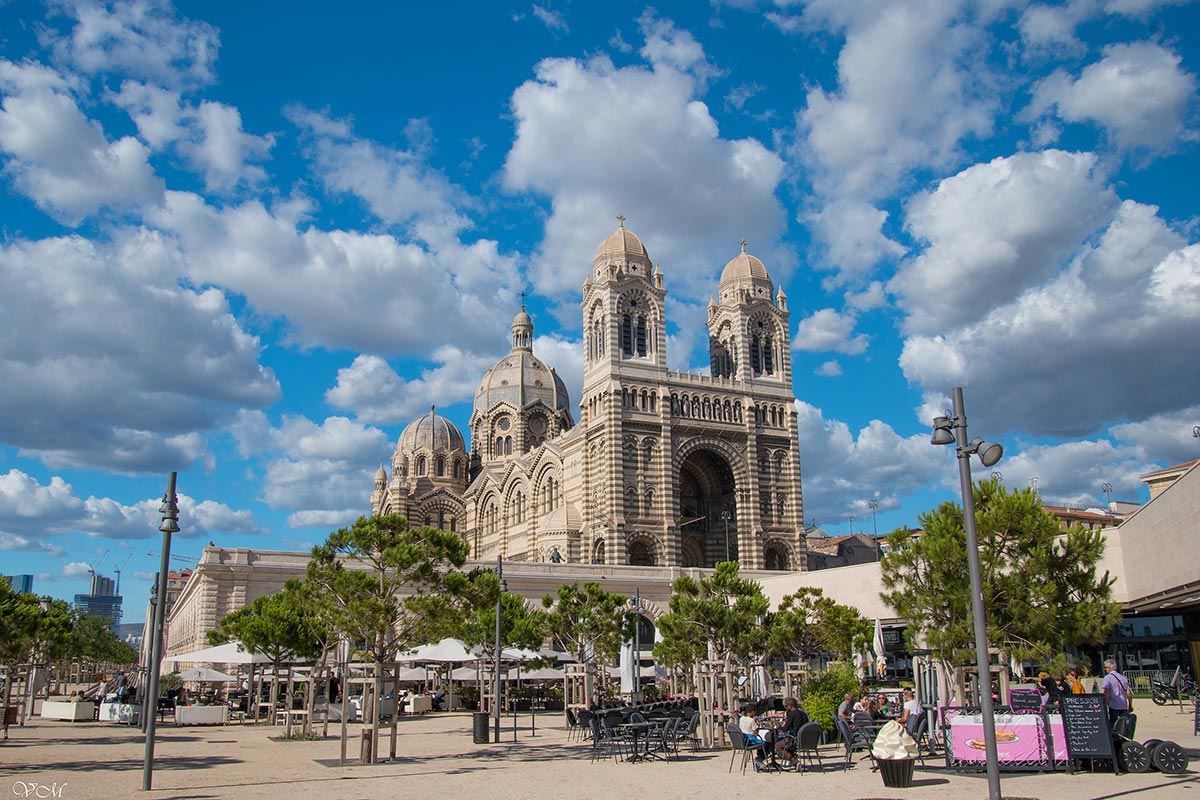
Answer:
[418,456,427,476]
[635,316,647,356]
[505,436,512,455]
[763,334,775,375]
[621,314,634,356]
[750,334,762,374]
[436,457,445,477]
[644,490,654,516]
[495,436,502,456]
[628,540,655,566]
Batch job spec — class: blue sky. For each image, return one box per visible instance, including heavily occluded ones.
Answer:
[1,0,1198,621]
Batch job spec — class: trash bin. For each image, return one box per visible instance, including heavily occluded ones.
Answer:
[472,711,490,744]
[878,757,917,788]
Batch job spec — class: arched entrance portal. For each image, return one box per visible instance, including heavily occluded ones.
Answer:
[678,449,737,566]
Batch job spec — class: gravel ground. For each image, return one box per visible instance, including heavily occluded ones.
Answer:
[1,701,1197,800]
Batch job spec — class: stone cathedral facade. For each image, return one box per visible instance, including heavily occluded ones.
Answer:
[370,220,806,571]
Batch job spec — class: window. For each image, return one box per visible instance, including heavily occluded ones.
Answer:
[750,334,761,374]
[636,316,647,356]
[418,456,427,476]
[436,457,445,477]
[763,335,774,375]
[621,314,633,356]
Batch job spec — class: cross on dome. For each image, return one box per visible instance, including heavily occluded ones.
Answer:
[739,239,747,253]
[616,213,625,228]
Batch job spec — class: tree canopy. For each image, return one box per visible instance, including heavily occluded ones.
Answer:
[541,581,630,665]
[768,586,871,662]
[653,561,770,671]
[306,514,473,666]
[209,579,326,666]
[880,479,1122,669]
[460,570,548,660]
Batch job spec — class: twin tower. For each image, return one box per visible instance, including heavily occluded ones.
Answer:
[371,219,806,571]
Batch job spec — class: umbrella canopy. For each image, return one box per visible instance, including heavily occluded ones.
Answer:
[177,667,236,682]
[399,637,478,663]
[396,667,430,682]
[166,641,274,666]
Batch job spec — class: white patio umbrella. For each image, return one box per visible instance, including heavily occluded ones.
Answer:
[873,619,887,677]
[177,667,236,682]
[399,638,477,663]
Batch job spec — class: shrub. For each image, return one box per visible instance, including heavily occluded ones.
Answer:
[801,661,860,735]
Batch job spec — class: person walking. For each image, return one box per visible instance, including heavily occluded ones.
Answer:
[1101,658,1132,726]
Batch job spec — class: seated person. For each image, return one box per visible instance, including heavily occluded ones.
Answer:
[899,688,923,735]
[773,697,809,761]
[738,705,770,765]
[867,698,888,721]
[876,693,894,717]
[837,692,856,727]
[431,688,446,711]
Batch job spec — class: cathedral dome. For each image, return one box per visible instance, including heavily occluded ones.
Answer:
[397,407,466,455]
[474,351,571,417]
[593,215,650,265]
[718,241,774,302]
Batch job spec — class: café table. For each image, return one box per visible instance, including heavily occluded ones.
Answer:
[620,721,659,762]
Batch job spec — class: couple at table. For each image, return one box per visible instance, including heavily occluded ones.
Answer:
[739,697,809,767]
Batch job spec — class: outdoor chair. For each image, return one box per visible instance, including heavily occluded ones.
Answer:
[835,715,873,770]
[576,709,594,741]
[726,722,762,774]
[588,715,625,762]
[566,707,583,741]
[911,714,934,766]
[794,721,826,772]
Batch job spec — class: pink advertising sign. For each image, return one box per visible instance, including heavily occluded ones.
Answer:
[948,712,1067,765]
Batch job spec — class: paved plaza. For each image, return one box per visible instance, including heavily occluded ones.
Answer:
[2,703,1197,800]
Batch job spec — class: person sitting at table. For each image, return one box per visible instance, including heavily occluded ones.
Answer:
[432,688,446,711]
[866,698,888,720]
[773,697,808,763]
[837,692,855,727]
[899,688,923,735]
[876,693,894,717]
[738,704,770,767]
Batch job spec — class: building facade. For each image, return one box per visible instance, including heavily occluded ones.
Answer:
[370,221,807,571]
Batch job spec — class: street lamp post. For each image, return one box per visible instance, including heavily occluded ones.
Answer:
[493,555,505,744]
[720,509,732,563]
[867,499,879,560]
[630,588,645,698]
[142,472,179,791]
[932,388,1004,800]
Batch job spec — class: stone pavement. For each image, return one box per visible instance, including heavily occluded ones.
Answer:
[1,702,1196,800]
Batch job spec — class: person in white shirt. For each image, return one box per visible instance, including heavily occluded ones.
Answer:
[899,687,923,734]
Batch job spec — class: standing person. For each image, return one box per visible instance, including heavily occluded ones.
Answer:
[1101,658,1132,725]
[899,687,923,735]
[1065,668,1085,694]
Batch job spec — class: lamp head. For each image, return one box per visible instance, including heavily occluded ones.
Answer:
[159,518,180,534]
[931,416,955,446]
[978,440,1004,468]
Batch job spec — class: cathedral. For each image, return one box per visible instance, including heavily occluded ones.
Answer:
[370,219,806,571]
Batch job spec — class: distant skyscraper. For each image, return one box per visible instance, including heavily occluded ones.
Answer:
[74,573,122,626]
[2,574,34,594]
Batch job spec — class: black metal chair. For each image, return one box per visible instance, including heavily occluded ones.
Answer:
[835,715,873,770]
[726,722,762,774]
[794,721,826,772]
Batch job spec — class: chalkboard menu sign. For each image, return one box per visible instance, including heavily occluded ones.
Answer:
[1060,694,1117,773]
[1009,688,1042,713]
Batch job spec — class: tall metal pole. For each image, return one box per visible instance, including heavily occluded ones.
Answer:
[139,574,159,732]
[142,471,178,791]
[493,555,503,744]
[721,510,731,563]
[868,499,879,560]
[952,389,1002,800]
[632,588,641,698]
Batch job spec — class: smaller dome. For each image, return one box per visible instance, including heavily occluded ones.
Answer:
[720,250,770,284]
[397,406,467,455]
[513,307,533,328]
[594,215,649,262]
[718,240,775,300]
[375,465,387,480]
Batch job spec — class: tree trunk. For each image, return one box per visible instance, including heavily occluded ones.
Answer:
[284,665,294,740]
[1,667,13,740]
[371,660,383,764]
[268,663,280,725]
[388,663,399,761]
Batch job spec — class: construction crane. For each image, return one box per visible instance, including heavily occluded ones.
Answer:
[146,551,199,565]
[113,553,134,595]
